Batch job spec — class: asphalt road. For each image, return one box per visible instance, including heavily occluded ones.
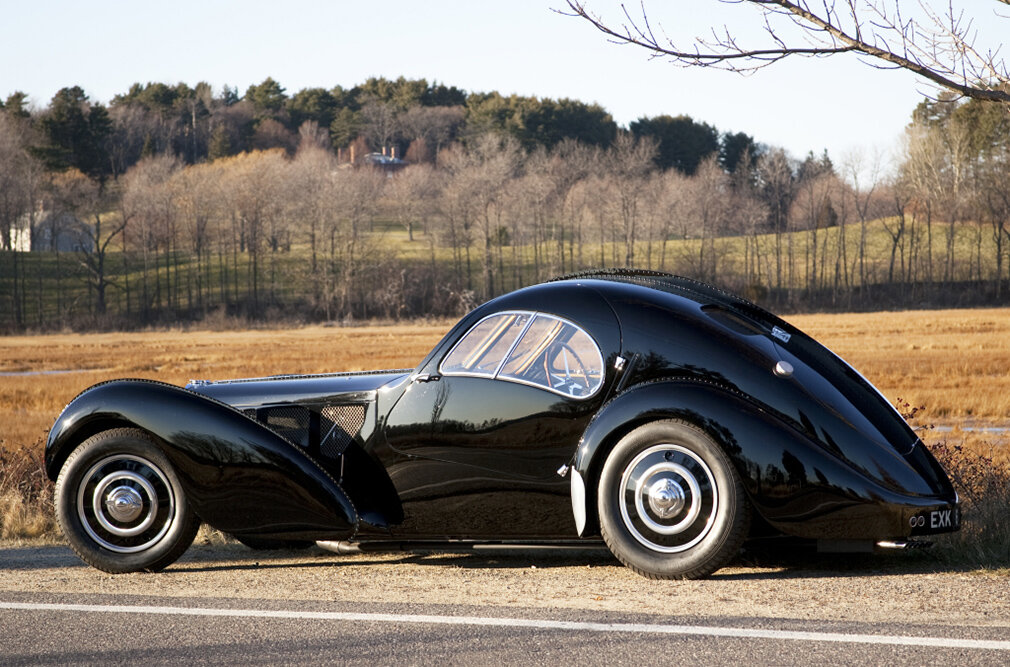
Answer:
[1,541,1008,665]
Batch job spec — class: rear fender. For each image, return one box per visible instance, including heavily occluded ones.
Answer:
[46,379,358,540]
[573,380,946,539]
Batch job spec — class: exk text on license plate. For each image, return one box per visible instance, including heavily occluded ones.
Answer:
[909,506,960,534]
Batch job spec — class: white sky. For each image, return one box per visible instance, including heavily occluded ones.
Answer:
[2,1,1005,169]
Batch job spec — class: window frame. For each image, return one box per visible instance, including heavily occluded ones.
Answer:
[439,310,606,400]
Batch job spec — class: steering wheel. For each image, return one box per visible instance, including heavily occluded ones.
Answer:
[545,341,593,396]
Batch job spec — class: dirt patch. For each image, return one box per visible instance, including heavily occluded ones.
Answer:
[2,540,1007,627]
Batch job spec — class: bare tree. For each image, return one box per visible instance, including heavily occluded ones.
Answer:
[603,132,658,267]
[387,164,440,242]
[297,120,331,152]
[437,144,476,290]
[550,139,600,272]
[0,112,43,251]
[51,169,129,317]
[251,118,297,154]
[470,134,522,299]
[171,161,223,312]
[290,145,338,313]
[0,111,45,327]
[679,156,732,282]
[360,101,399,154]
[399,105,466,158]
[385,164,444,307]
[120,155,180,316]
[440,135,522,298]
[841,148,887,291]
[791,168,841,292]
[330,166,385,317]
[652,168,692,271]
[901,112,975,284]
[756,148,797,292]
[979,153,1010,296]
[219,149,289,313]
[564,1,1010,103]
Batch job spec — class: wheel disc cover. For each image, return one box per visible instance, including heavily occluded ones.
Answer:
[77,454,176,554]
[618,444,718,553]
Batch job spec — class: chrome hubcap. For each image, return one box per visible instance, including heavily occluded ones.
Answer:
[647,477,685,518]
[77,454,175,554]
[619,444,718,553]
[104,486,145,523]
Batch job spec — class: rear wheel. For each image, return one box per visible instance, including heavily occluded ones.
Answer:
[54,428,200,573]
[598,420,750,579]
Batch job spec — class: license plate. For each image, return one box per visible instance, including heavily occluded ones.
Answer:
[909,506,960,534]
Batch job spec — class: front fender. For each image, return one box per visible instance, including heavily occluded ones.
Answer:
[46,379,358,540]
[573,380,950,540]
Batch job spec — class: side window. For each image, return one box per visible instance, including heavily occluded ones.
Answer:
[442,311,604,399]
[440,312,531,376]
[499,315,604,398]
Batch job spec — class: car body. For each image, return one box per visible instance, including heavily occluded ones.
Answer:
[45,270,960,578]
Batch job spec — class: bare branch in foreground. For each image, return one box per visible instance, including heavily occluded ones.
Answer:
[562,1,1010,103]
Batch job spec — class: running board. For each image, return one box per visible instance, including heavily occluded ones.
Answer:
[316,540,608,555]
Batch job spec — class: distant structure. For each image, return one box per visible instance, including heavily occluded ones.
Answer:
[364,148,407,174]
[12,211,95,253]
[337,144,408,173]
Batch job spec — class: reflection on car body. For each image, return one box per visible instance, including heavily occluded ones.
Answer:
[45,270,960,579]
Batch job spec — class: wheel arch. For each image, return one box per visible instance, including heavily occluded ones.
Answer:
[46,413,143,480]
[575,379,814,539]
[574,380,747,537]
[46,379,359,541]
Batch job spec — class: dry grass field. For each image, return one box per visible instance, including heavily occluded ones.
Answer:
[3,308,1008,454]
[0,322,452,454]
[791,308,1010,426]
[1,309,1008,556]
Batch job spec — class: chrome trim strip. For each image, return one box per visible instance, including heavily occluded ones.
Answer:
[492,314,537,377]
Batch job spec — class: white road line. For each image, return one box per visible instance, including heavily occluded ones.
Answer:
[2,601,1008,651]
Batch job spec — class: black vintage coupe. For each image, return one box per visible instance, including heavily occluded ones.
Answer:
[45,270,960,579]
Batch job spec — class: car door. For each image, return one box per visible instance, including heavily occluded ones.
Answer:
[383,301,619,538]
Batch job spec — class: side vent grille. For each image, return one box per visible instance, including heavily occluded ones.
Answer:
[261,406,311,448]
[320,404,366,458]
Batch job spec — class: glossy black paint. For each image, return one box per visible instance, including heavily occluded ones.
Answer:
[576,381,952,540]
[46,270,959,549]
[46,380,359,541]
[379,282,621,538]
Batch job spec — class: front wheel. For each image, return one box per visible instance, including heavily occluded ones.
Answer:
[54,428,200,573]
[598,420,750,579]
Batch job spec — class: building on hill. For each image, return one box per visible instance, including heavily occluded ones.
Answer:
[18,211,95,253]
[364,149,407,174]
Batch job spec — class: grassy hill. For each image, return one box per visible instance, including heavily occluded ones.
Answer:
[2,215,1007,332]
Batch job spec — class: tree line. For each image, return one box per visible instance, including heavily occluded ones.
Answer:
[0,76,753,178]
[2,79,1009,332]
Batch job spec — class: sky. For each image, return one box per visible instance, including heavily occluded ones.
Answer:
[2,1,1005,171]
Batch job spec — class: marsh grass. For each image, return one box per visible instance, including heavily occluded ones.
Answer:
[0,444,55,540]
[899,400,1010,568]
[927,439,1010,566]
